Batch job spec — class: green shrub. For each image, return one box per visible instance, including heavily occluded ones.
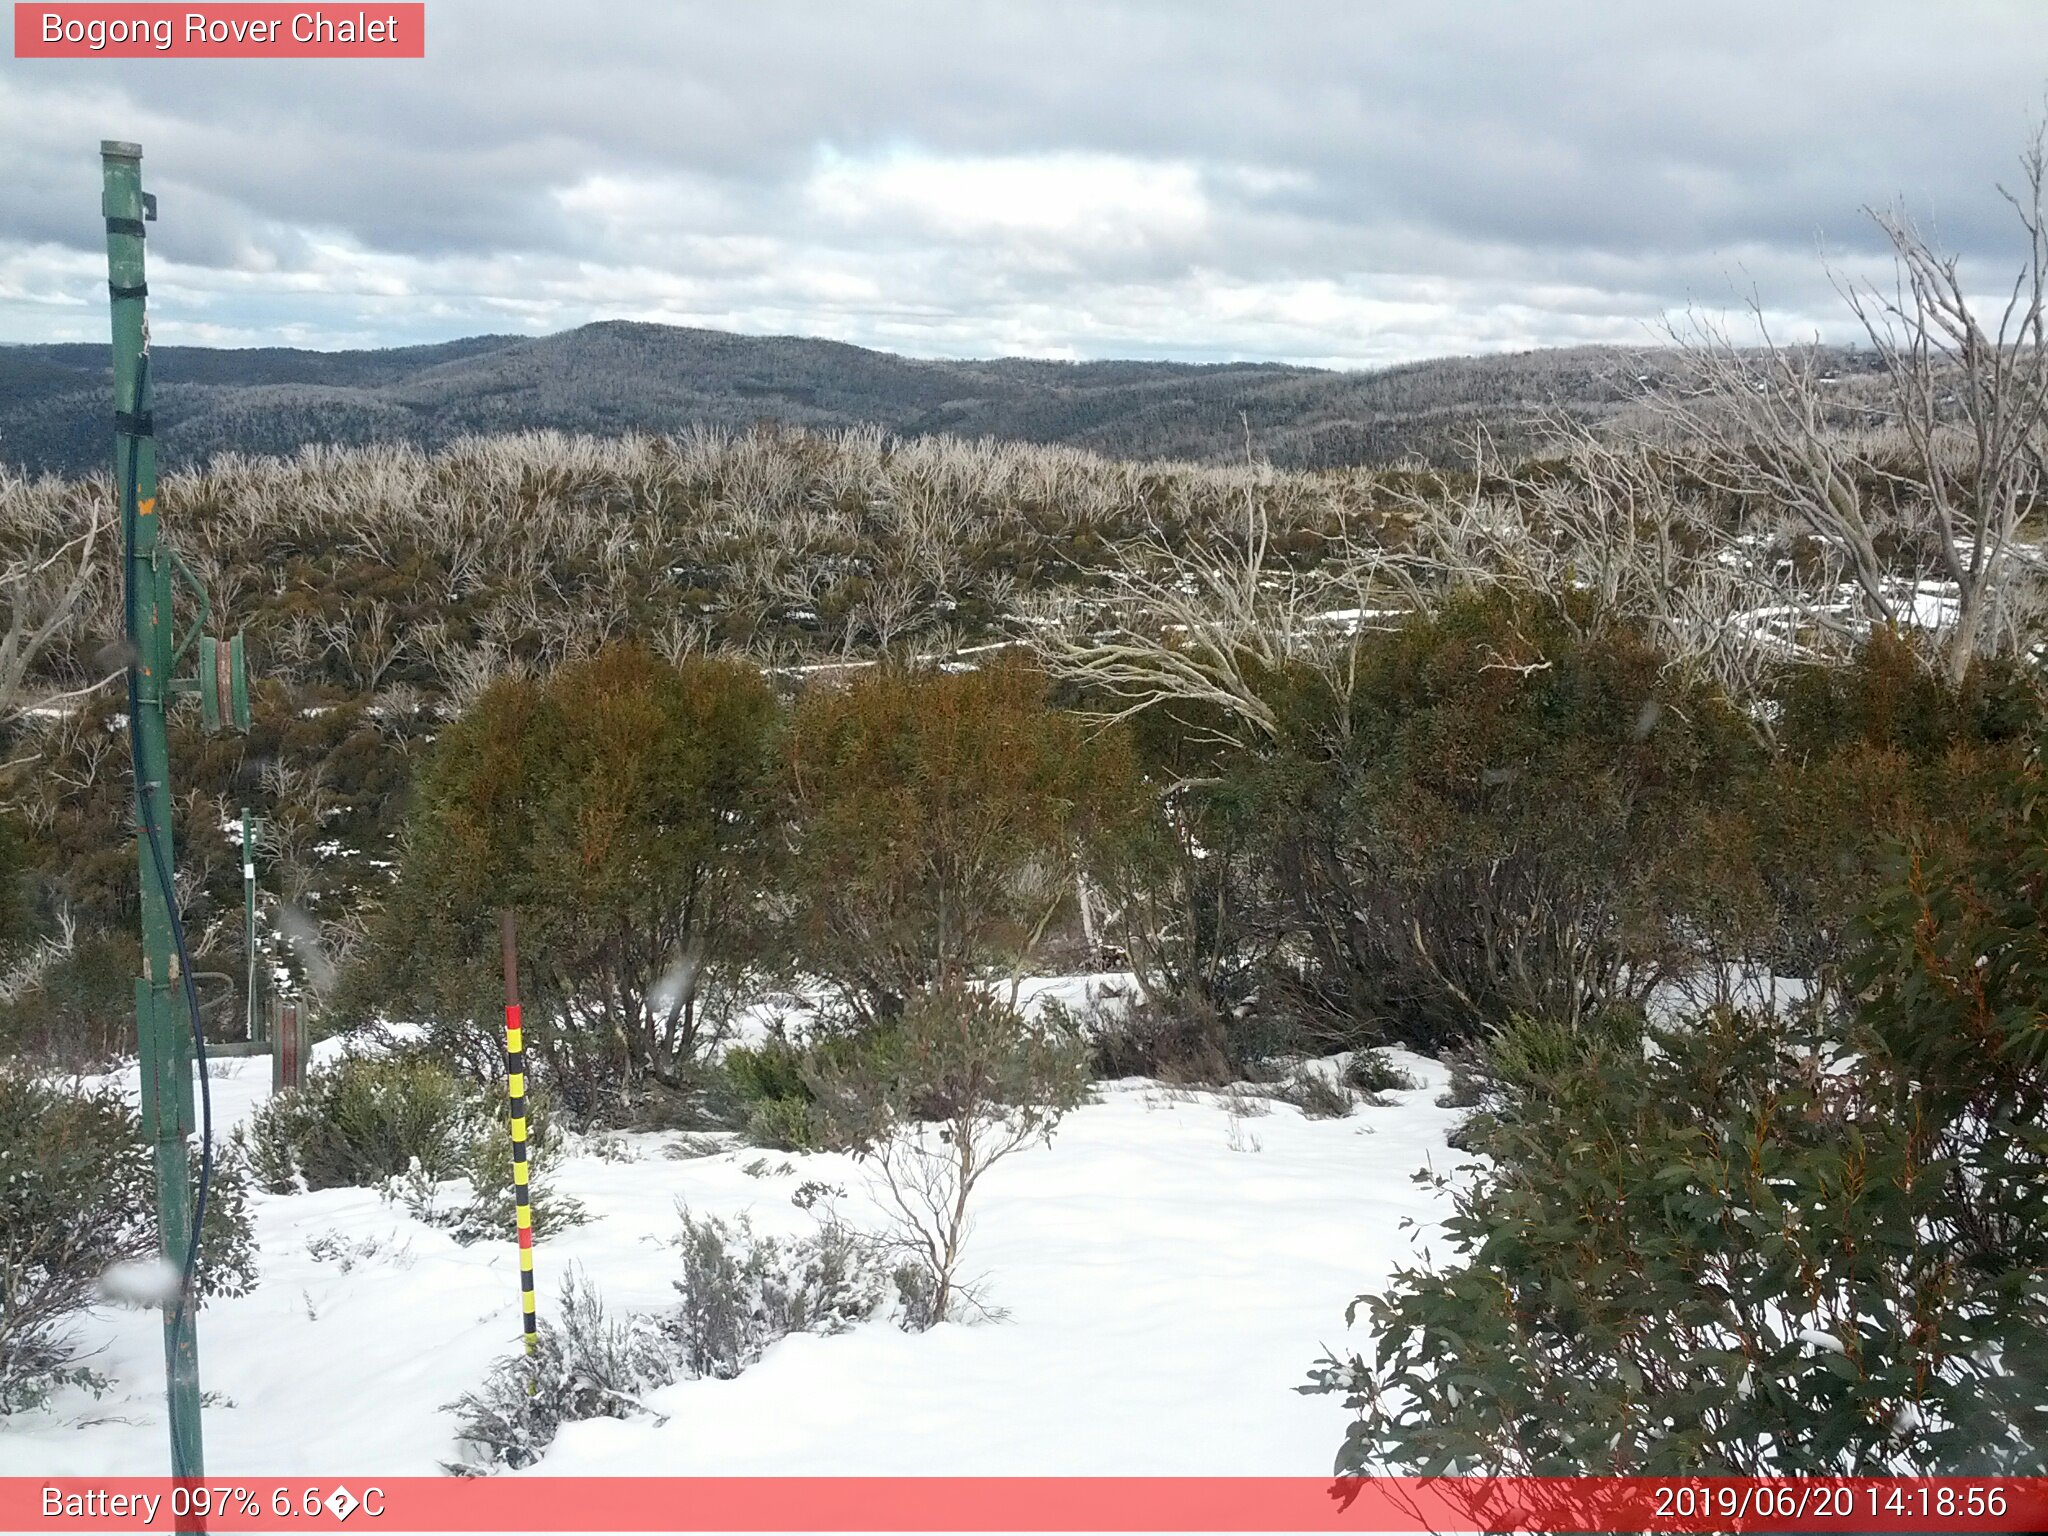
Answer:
[1083,714,1275,1071]
[243,1048,585,1241]
[425,1110,586,1246]
[0,933,140,1067]
[741,1096,818,1153]
[344,644,781,1125]
[0,1068,257,1412]
[1275,1067,1353,1120]
[720,1040,811,1108]
[448,1212,887,1471]
[1342,1049,1416,1096]
[243,1051,479,1193]
[1745,634,2045,999]
[719,1021,999,1153]
[446,1268,671,1472]
[1081,995,1241,1084]
[1307,738,2048,1473]
[192,1140,260,1302]
[0,1072,148,1411]
[664,1209,886,1379]
[1258,591,1762,1054]
[783,659,1142,1025]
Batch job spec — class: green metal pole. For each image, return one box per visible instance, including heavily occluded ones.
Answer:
[102,138,205,1487]
[243,807,258,1044]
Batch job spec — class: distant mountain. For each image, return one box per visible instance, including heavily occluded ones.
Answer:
[0,320,1672,478]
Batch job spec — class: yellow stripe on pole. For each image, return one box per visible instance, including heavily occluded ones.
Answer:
[502,910,538,1389]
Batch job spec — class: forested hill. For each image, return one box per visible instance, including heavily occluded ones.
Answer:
[0,320,1668,477]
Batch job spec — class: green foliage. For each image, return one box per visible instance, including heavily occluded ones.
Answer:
[664,1209,886,1380]
[1342,1049,1416,1096]
[1747,637,2040,997]
[1248,591,1763,1053]
[0,1067,256,1412]
[0,932,138,1067]
[1072,686,1291,1076]
[0,1071,148,1411]
[1275,1067,1354,1120]
[808,987,1091,1150]
[243,1051,480,1193]
[447,1268,672,1473]
[346,644,780,1124]
[0,816,32,963]
[783,659,1142,1024]
[192,1139,260,1302]
[719,1039,811,1108]
[741,1095,819,1154]
[1080,997,1245,1085]
[449,1212,887,1471]
[718,1029,936,1152]
[715,1037,813,1149]
[1848,731,2048,1356]
[1771,628,2040,760]
[246,1049,585,1240]
[417,1122,586,1247]
[1307,738,2048,1473]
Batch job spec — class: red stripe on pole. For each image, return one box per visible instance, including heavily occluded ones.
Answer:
[7,1478,2047,1532]
[517,1226,532,1249]
[14,5,425,58]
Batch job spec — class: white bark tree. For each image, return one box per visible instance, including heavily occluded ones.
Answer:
[1653,126,2048,684]
[0,480,111,728]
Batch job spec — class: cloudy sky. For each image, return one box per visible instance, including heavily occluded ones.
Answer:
[2,1,2045,366]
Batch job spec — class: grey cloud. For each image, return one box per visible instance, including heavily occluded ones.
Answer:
[1,0,2044,361]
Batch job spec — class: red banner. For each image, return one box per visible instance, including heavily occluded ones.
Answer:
[4,1477,2046,1532]
[13,4,424,58]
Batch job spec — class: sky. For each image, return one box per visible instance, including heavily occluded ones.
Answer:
[2,1,2046,368]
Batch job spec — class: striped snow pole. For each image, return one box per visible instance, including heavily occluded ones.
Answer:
[501,910,538,1370]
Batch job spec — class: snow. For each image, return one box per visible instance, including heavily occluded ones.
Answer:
[0,1018,1463,1478]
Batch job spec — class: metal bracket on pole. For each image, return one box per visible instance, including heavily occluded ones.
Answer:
[199,633,251,733]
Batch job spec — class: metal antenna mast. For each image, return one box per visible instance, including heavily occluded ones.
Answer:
[102,138,250,1494]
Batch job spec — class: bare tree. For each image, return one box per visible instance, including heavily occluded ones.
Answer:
[1387,421,1823,712]
[0,905,76,1005]
[806,986,1089,1325]
[1652,125,2048,683]
[1026,491,1425,753]
[0,483,111,727]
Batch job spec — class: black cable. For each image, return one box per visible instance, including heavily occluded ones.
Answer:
[119,350,213,1340]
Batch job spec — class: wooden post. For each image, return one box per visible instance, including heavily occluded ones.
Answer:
[269,997,306,1093]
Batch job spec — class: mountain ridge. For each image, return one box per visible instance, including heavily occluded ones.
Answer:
[0,319,1670,477]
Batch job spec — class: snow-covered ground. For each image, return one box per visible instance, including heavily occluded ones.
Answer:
[0,1017,1463,1478]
